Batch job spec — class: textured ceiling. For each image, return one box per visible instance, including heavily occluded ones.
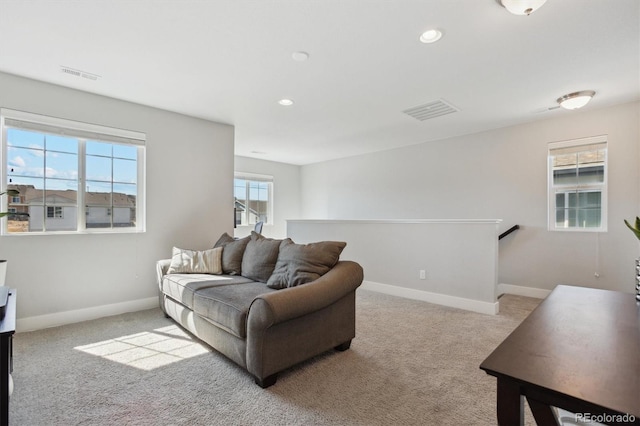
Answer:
[0,0,638,165]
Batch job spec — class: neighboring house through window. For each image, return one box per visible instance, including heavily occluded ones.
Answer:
[548,135,607,232]
[234,173,273,227]
[1,108,146,234]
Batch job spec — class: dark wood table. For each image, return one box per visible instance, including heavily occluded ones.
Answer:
[480,285,640,425]
[0,289,15,426]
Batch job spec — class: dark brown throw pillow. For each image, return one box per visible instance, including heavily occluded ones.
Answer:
[213,233,250,275]
[241,231,283,283]
[266,239,346,289]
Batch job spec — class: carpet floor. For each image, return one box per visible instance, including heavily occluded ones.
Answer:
[9,290,541,425]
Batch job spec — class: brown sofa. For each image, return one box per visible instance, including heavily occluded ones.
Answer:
[156,232,363,387]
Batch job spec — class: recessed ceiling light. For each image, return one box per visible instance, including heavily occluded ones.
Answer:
[292,51,309,62]
[278,99,294,106]
[419,29,442,44]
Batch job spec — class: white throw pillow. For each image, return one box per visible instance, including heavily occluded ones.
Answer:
[167,246,223,274]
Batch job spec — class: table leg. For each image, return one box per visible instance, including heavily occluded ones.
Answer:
[496,377,524,426]
[0,334,9,426]
[527,397,559,426]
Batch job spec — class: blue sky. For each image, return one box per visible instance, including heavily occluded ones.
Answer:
[7,128,137,195]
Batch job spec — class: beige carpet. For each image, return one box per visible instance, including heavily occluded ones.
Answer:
[9,290,541,425]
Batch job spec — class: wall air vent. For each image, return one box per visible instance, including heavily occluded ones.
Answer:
[403,99,458,121]
[61,66,100,81]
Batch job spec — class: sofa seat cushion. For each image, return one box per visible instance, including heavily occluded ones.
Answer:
[162,274,254,310]
[193,281,277,339]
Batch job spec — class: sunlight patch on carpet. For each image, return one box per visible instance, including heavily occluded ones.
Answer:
[74,325,209,370]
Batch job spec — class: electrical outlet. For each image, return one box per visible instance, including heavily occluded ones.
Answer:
[419,270,426,280]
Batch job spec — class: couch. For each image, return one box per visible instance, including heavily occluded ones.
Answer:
[156,231,364,388]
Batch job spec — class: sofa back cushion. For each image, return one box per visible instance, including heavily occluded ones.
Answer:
[214,233,250,275]
[241,232,283,283]
[266,239,346,289]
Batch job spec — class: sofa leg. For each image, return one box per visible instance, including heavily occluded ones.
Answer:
[255,374,278,388]
[335,340,352,351]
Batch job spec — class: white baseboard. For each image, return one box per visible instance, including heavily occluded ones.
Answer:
[16,284,547,332]
[17,296,159,332]
[361,281,499,315]
[497,283,550,299]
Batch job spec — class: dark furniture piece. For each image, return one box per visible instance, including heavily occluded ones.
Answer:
[0,289,15,426]
[480,285,640,425]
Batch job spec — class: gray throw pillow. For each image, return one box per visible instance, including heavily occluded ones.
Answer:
[214,233,250,275]
[241,232,283,283]
[266,239,346,289]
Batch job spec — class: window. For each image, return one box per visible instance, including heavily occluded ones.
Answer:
[548,136,607,231]
[47,206,63,219]
[234,173,273,226]
[1,109,146,234]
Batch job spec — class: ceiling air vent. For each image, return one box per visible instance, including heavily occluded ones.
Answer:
[403,99,458,121]
[61,66,100,81]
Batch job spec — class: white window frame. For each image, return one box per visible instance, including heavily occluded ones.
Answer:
[547,135,607,232]
[234,172,273,226]
[1,108,146,235]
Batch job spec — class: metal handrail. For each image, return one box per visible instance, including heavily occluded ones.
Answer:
[499,224,520,240]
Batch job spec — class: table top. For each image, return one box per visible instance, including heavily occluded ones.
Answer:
[480,285,640,418]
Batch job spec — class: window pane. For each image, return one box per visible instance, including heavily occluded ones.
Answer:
[553,168,577,186]
[234,179,247,226]
[7,147,44,178]
[7,128,44,149]
[86,142,137,229]
[113,159,136,184]
[7,132,79,232]
[113,144,137,160]
[86,155,112,182]
[578,208,601,228]
[247,181,269,224]
[86,140,112,156]
[113,187,136,228]
[577,165,604,185]
[234,179,246,201]
[46,135,77,154]
[85,181,111,229]
[46,151,78,181]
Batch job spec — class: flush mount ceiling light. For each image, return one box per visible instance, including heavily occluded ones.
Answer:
[557,90,595,110]
[499,0,547,15]
[278,99,294,106]
[419,29,443,44]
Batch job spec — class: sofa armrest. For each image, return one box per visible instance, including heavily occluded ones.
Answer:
[247,260,364,329]
[156,259,172,291]
[246,260,363,382]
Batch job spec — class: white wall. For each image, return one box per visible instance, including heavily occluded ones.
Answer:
[234,156,300,239]
[0,72,235,328]
[288,219,501,314]
[300,101,640,294]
